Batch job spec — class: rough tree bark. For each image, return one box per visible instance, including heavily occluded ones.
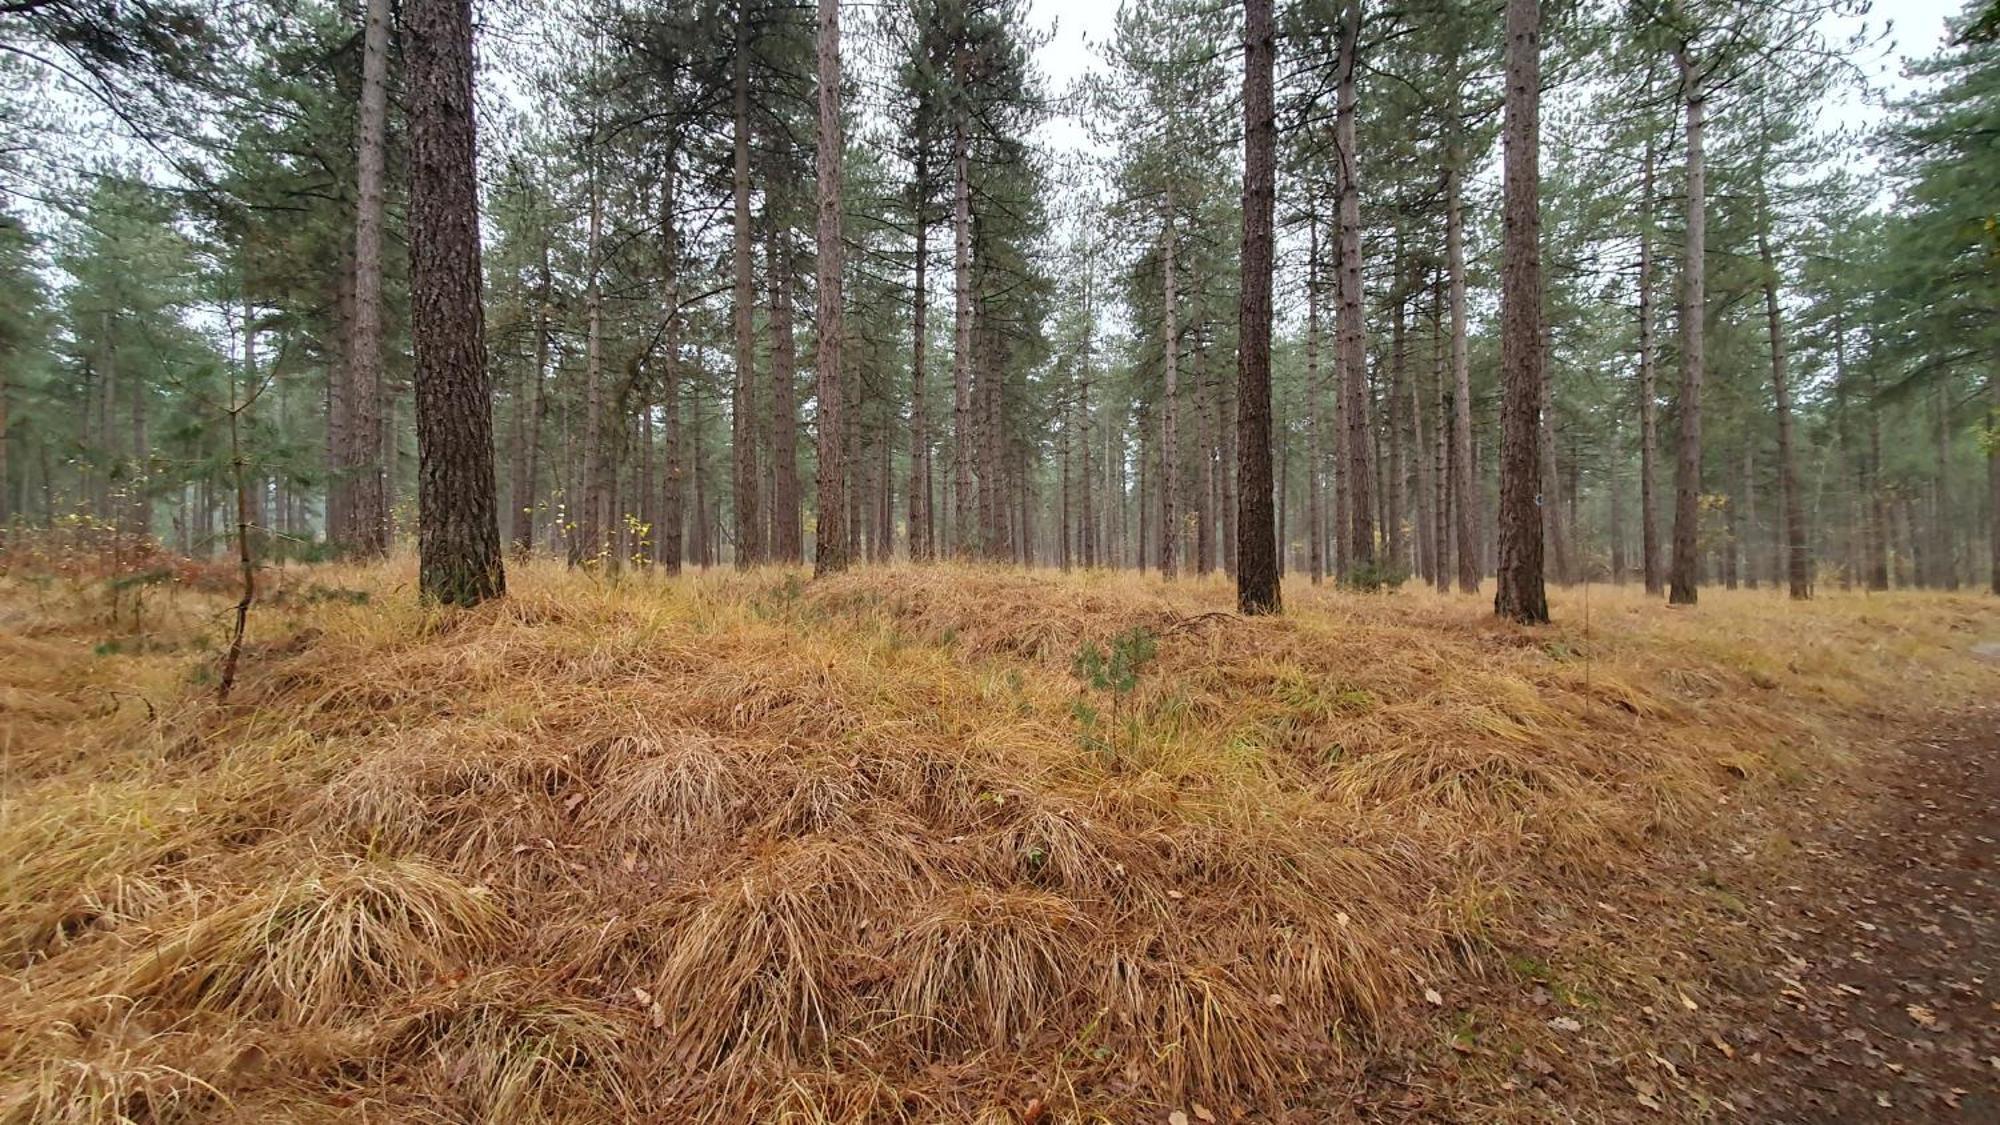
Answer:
[731,22,763,568]
[1307,211,1325,585]
[1447,155,1479,593]
[344,0,390,556]
[1235,0,1280,614]
[768,225,802,562]
[1637,137,1662,595]
[1336,0,1373,573]
[907,154,932,562]
[951,93,974,558]
[812,0,848,576]
[1493,0,1548,623]
[1668,39,1706,606]
[406,0,503,605]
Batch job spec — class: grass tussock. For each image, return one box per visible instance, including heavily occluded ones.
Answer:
[0,559,1993,1119]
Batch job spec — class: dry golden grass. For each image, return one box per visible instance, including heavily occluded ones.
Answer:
[0,556,1994,1121]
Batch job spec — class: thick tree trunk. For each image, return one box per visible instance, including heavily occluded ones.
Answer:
[406,0,503,605]
[1235,0,1280,613]
[1494,0,1547,624]
[1668,42,1705,606]
[731,27,763,568]
[1336,0,1373,573]
[812,0,849,575]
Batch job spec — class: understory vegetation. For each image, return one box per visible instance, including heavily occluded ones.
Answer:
[2,554,1993,1121]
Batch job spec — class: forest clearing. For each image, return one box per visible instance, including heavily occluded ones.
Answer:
[0,554,1995,1120]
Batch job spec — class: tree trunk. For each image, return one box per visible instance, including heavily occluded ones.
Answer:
[1235,0,1280,613]
[1307,211,1325,585]
[951,102,975,559]
[345,0,390,556]
[1494,0,1547,624]
[579,168,609,568]
[1757,225,1810,598]
[1431,278,1452,591]
[1538,332,1568,583]
[1637,137,1662,595]
[812,0,849,575]
[908,157,932,563]
[731,25,763,568]
[407,0,503,605]
[1447,168,1479,593]
[1988,372,1999,595]
[768,226,802,563]
[1336,0,1373,573]
[1159,199,1179,580]
[1668,40,1705,606]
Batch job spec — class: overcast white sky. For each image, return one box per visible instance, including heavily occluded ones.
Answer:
[1020,0,1970,158]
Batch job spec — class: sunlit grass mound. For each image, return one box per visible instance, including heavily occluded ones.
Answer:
[0,556,1993,1121]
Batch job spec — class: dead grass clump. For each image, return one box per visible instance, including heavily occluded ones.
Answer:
[401,977,632,1125]
[586,730,786,862]
[114,857,502,1023]
[886,887,1093,1051]
[298,728,578,868]
[0,785,200,964]
[0,1052,222,1125]
[652,830,940,1068]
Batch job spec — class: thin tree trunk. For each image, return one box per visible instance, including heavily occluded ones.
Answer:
[1637,137,1662,595]
[1235,0,1280,613]
[346,0,390,556]
[1988,371,1999,595]
[407,0,503,605]
[731,24,762,568]
[580,167,609,567]
[1431,277,1452,591]
[1307,211,1324,585]
[768,227,802,562]
[951,100,975,558]
[908,158,932,562]
[1448,166,1478,593]
[1336,0,1373,573]
[1758,224,1809,598]
[1159,198,1179,580]
[1668,39,1706,605]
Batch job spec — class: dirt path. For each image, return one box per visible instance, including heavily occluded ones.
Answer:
[1724,704,2000,1121]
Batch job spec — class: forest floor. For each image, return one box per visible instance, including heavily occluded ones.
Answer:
[0,549,1995,1122]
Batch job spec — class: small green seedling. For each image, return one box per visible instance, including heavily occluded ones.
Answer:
[1071,626,1158,763]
